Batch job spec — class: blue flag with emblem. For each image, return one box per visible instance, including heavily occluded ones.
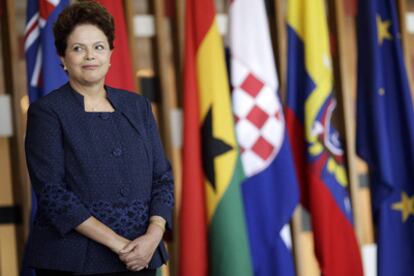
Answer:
[23,1,69,275]
[356,1,414,275]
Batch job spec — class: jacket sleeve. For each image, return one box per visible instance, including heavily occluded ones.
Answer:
[25,102,91,237]
[144,99,174,230]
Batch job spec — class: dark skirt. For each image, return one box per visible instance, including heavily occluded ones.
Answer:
[35,269,156,276]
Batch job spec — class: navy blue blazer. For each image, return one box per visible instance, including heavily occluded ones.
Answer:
[25,83,174,274]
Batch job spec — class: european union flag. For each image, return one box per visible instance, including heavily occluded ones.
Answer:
[357,1,414,275]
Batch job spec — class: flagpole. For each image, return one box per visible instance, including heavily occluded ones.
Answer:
[171,0,185,107]
[123,0,140,92]
[270,2,323,275]
[270,1,302,275]
[170,1,185,275]
[151,0,183,213]
[152,1,182,275]
[270,0,287,101]
[151,0,173,159]
[326,0,366,247]
[1,0,30,266]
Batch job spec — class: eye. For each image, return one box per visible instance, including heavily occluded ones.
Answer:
[95,44,105,50]
[72,45,84,52]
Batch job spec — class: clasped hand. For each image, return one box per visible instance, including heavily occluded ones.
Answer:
[118,227,164,271]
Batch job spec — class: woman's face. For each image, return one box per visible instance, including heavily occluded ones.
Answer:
[61,24,112,87]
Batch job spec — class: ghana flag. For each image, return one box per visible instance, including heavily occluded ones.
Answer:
[179,0,253,275]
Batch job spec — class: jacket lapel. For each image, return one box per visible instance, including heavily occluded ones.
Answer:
[106,86,146,140]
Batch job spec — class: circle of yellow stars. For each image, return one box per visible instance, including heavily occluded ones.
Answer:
[392,191,414,222]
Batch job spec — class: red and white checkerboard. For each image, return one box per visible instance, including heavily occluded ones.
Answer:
[232,61,284,177]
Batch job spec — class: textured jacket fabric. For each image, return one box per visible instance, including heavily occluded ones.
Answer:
[25,83,174,274]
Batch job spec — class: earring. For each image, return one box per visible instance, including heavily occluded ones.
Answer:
[63,65,67,71]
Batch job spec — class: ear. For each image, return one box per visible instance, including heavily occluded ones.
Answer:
[60,56,67,70]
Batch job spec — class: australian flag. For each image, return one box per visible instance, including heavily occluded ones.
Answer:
[357,0,414,275]
[25,0,68,103]
[22,1,68,275]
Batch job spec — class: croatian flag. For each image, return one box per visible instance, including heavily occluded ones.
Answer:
[228,0,299,275]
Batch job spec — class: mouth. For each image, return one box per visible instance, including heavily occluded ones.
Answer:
[82,65,99,70]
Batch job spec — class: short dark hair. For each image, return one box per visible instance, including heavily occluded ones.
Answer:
[53,0,115,57]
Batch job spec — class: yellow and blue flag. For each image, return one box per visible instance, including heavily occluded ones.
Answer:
[357,1,414,275]
[286,0,363,275]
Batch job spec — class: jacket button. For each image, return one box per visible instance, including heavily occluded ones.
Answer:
[112,147,123,156]
[120,187,129,197]
[100,113,110,120]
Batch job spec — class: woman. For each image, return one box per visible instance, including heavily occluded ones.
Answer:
[25,1,173,275]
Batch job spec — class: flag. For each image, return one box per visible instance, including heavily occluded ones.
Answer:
[23,2,69,275]
[96,0,135,91]
[286,0,363,275]
[228,0,299,275]
[356,1,414,275]
[25,0,69,104]
[180,0,252,275]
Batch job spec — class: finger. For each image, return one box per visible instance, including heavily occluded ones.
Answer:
[127,264,137,271]
[119,252,131,262]
[126,259,144,268]
[131,265,143,271]
[126,261,137,269]
[119,251,136,261]
[122,246,143,261]
[119,250,134,260]
[124,252,143,263]
[120,242,136,254]
[119,254,129,262]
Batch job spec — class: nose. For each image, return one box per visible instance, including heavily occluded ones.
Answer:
[85,49,95,61]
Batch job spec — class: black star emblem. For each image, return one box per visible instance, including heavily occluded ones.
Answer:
[201,107,233,191]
